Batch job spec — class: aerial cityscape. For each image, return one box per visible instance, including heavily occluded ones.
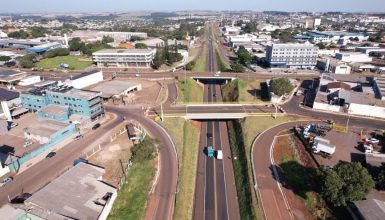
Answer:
[0,1,385,220]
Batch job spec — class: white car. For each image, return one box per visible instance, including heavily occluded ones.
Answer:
[135,74,141,77]
[216,150,223,160]
[366,138,380,144]
[23,141,33,148]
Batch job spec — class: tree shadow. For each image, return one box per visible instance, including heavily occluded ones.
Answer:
[247,89,261,98]
[270,161,317,200]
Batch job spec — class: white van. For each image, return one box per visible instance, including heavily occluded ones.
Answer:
[216,150,223,160]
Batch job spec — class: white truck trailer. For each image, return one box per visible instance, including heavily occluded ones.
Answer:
[312,142,336,155]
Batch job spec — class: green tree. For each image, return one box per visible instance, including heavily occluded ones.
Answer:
[185,61,196,70]
[316,42,327,50]
[317,162,374,207]
[69,37,84,51]
[18,53,38,68]
[43,48,70,58]
[243,22,257,33]
[130,138,158,163]
[270,78,294,96]
[8,30,29,39]
[236,46,252,65]
[31,27,47,38]
[135,43,148,49]
[279,31,293,43]
[0,56,11,62]
[101,35,114,44]
[152,47,164,69]
[230,62,245,72]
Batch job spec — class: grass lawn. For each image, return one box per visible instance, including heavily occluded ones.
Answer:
[192,45,207,72]
[108,160,156,220]
[158,118,200,220]
[177,78,204,103]
[36,55,92,70]
[238,116,298,219]
[222,79,270,104]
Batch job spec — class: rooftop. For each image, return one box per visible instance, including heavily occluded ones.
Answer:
[70,69,101,81]
[25,163,115,220]
[25,119,69,138]
[39,104,69,117]
[0,88,19,101]
[93,48,155,55]
[89,80,141,98]
[270,43,318,49]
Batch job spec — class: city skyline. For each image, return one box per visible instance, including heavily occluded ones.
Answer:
[0,0,385,13]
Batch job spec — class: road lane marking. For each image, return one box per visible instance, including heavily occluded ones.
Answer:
[212,121,218,220]
[218,122,229,220]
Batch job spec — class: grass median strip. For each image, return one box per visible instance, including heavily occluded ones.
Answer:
[177,78,203,103]
[158,118,200,220]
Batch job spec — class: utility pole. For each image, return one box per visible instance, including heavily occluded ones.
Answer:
[160,101,164,121]
[346,115,350,132]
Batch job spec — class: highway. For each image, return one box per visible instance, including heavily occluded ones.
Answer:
[193,24,240,220]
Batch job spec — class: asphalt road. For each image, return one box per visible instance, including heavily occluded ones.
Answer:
[105,106,178,220]
[0,113,122,206]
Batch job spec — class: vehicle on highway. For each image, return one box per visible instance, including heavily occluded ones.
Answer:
[74,134,84,140]
[207,133,212,139]
[0,177,13,187]
[92,123,101,130]
[11,193,32,203]
[135,74,141,77]
[216,150,223,160]
[45,152,56,158]
[23,140,33,148]
[206,146,214,157]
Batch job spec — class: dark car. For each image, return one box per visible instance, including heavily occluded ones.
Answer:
[11,193,32,203]
[74,134,84,140]
[92,123,101,130]
[45,152,56,158]
[207,133,212,139]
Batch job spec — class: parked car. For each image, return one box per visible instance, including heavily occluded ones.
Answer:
[0,177,13,187]
[45,152,56,158]
[92,123,101,130]
[23,141,33,148]
[11,193,32,203]
[135,74,141,77]
[367,138,380,145]
[74,134,84,140]
[7,122,18,129]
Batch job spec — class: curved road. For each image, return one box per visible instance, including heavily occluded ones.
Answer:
[106,106,178,220]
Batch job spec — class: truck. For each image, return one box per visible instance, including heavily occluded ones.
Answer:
[216,150,223,160]
[312,142,336,155]
[206,146,214,157]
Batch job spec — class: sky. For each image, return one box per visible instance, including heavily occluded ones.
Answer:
[0,0,385,13]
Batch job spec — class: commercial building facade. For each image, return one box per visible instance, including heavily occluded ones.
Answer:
[93,49,156,68]
[98,31,147,41]
[265,43,319,69]
[335,52,373,63]
[20,85,104,121]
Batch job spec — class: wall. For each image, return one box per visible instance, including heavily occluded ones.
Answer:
[349,103,385,119]
[313,102,341,112]
[68,71,103,89]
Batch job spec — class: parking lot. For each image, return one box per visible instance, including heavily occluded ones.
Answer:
[314,130,363,167]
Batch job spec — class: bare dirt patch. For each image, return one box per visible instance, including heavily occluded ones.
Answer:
[88,134,133,187]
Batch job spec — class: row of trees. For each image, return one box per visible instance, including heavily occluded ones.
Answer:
[7,27,49,39]
[152,41,183,69]
[69,37,113,56]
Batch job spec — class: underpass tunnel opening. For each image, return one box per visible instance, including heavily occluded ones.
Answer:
[192,77,233,85]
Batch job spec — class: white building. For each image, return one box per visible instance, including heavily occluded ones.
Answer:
[98,31,148,41]
[18,76,41,86]
[93,49,156,68]
[65,70,103,89]
[313,74,385,119]
[0,88,22,121]
[0,31,7,38]
[317,58,352,74]
[265,43,319,69]
[335,52,372,63]
[222,26,242,35]
[314,18,321,28]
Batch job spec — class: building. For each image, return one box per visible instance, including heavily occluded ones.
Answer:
[335,52,373,63]
[374,76,385,100]
[93,49,156,68]
[305,19,314,29]
[26,42,64,54]
[65,70,103,89]
[21,85,104,121]
[98,31,147,41]
[355,46,385,55]
[24,119,76,144]
[314,18,321,29]
[313,74,385,118]
[0,88,28,121]
[89,80,142,99]
[317,58,352,74]
[265,43,319,69]
[25,162,116,220]
[305,31,368,44]
[18,75,41,86]
[0,69,26,85]
[0,39,43,49]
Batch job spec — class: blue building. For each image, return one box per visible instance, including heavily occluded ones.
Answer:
[21,85,104,123]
